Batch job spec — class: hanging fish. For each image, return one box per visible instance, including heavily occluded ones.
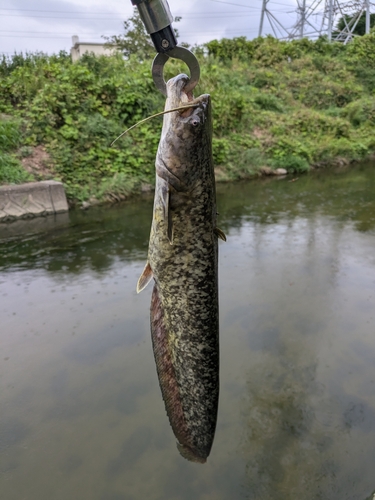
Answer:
[138,74,224,463]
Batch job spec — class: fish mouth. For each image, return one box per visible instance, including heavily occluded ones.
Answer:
[162,74,210,140]
[166,73,193,105]
[165,73,209,114]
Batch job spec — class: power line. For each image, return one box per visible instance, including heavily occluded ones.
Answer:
[0,8,126,13]
[0,2,309,51]
[0,13,260,19]
[0,4,292,11]
[0,32,258,39]
[0,13,269,20]
[208,0,258,8]
[208,0,295,7]
[0,7,260,14]
[0,30,116,35]
[1,16,123,21]
[0,26,260,39]
[0,8,248,14]
[0,10,292,21]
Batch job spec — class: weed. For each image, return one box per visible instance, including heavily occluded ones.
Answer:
[0,153,33,184]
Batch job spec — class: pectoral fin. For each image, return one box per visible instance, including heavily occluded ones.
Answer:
[136,262,153,293]
[214,227,227,242]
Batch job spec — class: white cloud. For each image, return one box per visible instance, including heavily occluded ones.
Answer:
[0,0,304,56]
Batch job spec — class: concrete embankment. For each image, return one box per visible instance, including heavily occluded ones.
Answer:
[0,181,68,222]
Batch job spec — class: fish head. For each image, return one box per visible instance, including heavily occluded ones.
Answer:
[158,74,213,191]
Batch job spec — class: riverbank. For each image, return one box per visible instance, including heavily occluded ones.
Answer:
[1,34,375,205]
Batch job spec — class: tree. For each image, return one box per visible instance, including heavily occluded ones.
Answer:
[104,8,181,61]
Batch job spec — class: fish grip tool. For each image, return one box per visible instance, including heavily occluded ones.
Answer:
[152,47,200,96]
[131,0,200,96]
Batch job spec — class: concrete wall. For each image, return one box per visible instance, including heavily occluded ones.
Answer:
[0,181,69,222]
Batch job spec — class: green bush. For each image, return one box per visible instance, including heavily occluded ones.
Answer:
[270,155,310,173]
[212,138,231,165]
[0,118,22,150]
[0,36,375,201]
[0,153,32,184]
[342,98,375,127]
[0,117,33,184]
[345,31,375,68]
[241,148,269,169]
[254,93,283,112]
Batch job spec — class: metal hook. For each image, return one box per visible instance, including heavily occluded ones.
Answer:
[151,46,200,97]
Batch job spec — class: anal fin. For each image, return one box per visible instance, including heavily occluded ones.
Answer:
[151,285,188,453]
[136,262,153,293]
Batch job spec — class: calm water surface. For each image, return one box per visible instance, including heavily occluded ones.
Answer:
[1,164,375,500]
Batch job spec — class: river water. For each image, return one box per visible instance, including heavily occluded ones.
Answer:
[1,163,375,500]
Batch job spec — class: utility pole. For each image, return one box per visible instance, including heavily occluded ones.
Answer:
[259,0,268,37]
[366,0,371,33]
[327,0,334,41]
[300,0,307,38]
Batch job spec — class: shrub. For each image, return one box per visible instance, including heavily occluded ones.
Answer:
[254,93,283,112]
[0,118,22,150]
[0,153,32,184]
[212,138,231,165]
[1,36,375,200]
[270,154,310,173]
[0,117,33,184]
[342,98,375,127]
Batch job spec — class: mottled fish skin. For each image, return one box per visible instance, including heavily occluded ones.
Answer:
[144,74,219,463]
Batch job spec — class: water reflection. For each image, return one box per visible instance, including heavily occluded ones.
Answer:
[215,167,375,498]
[0,195,154,273]
[241,337,375,499]
[1,163,375,499]
[217,162,375,233]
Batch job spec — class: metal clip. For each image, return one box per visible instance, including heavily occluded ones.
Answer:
[151,46,200,96]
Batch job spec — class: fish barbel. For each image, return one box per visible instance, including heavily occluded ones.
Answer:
[137,74,223,463]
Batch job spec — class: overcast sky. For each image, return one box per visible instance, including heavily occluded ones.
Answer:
[1,0,330,56]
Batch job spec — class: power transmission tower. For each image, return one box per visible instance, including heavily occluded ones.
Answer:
[258,0,373,42]
[330,0,372,42]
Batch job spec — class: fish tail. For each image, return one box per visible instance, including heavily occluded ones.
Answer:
[176,442,207,464]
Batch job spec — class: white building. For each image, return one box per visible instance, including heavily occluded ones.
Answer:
[70,35,116,62]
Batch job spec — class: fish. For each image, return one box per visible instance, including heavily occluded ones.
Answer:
[137,73,224,463]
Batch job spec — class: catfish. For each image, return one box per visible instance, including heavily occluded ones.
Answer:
[138,74,224,463]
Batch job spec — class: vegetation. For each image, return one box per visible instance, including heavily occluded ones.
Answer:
[1,26,375,203]
[0,117,33,184]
